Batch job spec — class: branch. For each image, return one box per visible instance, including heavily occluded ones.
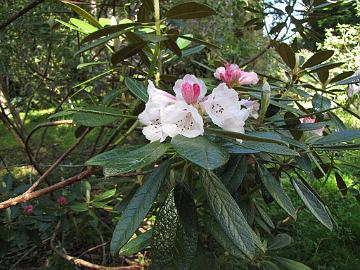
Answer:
[51,222,141,270]
[26,125,90,193]
[239,43,271,68]
[0,169,93,209]
[0,0,45,31]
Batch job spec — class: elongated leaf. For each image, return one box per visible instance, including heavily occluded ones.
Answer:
[110,160,170,255]
[335,74,360,85]
[69,18,97,33]
[82,23,138,43]
[335,172,347,196]
[329,71,354,84]
[273,257,312,270]
[166,2,216,20]
[291,178,332,230]
[119,229,153,256]
[312,93,331,111]
[261,261,281,270]
[111,42,147,65]
[86,142,170,176]
[200,170,258,258]
[220,155,247,193]
[255,204,275,229]
[125,77,148,102]
[65,2,102,28]
[308,62,344,73]
[259,166,296,218]
[75,32,124,55]
[301,50,334,69]
[241,141,299,156]
[267,234,292,250]
[178,35,220,49]
[171,136,229,170]
[151,186,198,270]
[205,218,247,260]
[73,105,125,127]
[93,189,116,201]
[277,43,296,69]
[312,129,360,145]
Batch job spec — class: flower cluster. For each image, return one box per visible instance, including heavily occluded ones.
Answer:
[138,65,260,142]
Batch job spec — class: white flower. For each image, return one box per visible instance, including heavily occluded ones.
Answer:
[240,99,260,119]
[138,81,176,142]
[200,83,250,134]
[161,101,204,138]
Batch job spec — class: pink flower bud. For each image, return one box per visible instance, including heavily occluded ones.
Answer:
[23,205,33,214]
[57,196,68,206]
[214,64,259,86]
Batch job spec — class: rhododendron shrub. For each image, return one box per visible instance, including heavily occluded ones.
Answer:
[1,1,360,270]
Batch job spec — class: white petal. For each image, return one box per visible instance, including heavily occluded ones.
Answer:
[142,124,167,142]
[214,67,225,80]
[200,83,240,127]
[161,101,204,138]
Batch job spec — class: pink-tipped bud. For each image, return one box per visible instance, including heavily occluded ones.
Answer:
[300,117,316,124]
[214,64,259,86]
[181,82,201,104]
[23,205,33,214]
[57,196,68,206]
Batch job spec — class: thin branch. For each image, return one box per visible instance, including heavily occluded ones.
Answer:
[26,126,90,193]
[0,169,94,209]
[239,43,271,68]
[0,0,45,31]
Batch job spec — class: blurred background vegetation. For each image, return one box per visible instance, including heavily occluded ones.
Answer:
[0,0,359,269]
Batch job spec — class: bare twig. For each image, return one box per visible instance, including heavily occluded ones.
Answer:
[0,0,45,31]
[51,222,141,270]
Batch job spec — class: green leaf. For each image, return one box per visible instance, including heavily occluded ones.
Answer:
[82,23,137,43]
[75,32,125,55]
[255,204,275,229]
[166,2,216,20]
[277,43,296,69]
[312,93,331,111]
[258,166,296,218]
[151,186,198,270]
[301,50,334,69]
[171,136,229,170]
[267,234,292,250]
[260,261,281,270]
[72,105,125,127]
[241,141,299,156]
[335,74,360,85]
[125,77,148,102]
[110,160,170,255]
[65,3,102,28]
[291,178,333,230]
[329,71,354,84]
[70,203,88,212]
[205,218,247,260]
[205,128,286,144]
[87,143,170,176]
[272,257,312,270]
[200,170,258,259]
[312,129,360,145]
[335,172,347,196]
[111,42,147,65]
[119,229,153,256]
[220,155,247,193]
[177,35,220,49]
[93,188,116,201]
[69,18,98,33]
[176,34,193,49]
[307,62,344,73]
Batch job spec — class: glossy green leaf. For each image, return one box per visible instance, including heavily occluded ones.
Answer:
[308,62,345,73]
[268,233,292,250]
[277,43,296,69]
[291,178,333,230]
[73,105,125,127]
[200,170,258,259]
[110,160,170,255]
[312,93,331,111]
[259,166,296,218]
[255,204,275,229]
[82,23,137,43]
[171,136,229,170]
[301,50,334,69]
[75,32,125,55]
[241,141,299,156]
[166,2,216,20]
[220,155,247,193]
[312,129,360,145]
[329,71,354,84]
[86,142,170,176]
[125,77,148,102]
[65,3,102,28]
[93,188,116,201]
[335,74,360,85]
[260,261,281,270]
[178,35,220,49]
[69,18,97,33]
[119,229,153,256]
[272,257,312,270]
[111,42,147,65]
